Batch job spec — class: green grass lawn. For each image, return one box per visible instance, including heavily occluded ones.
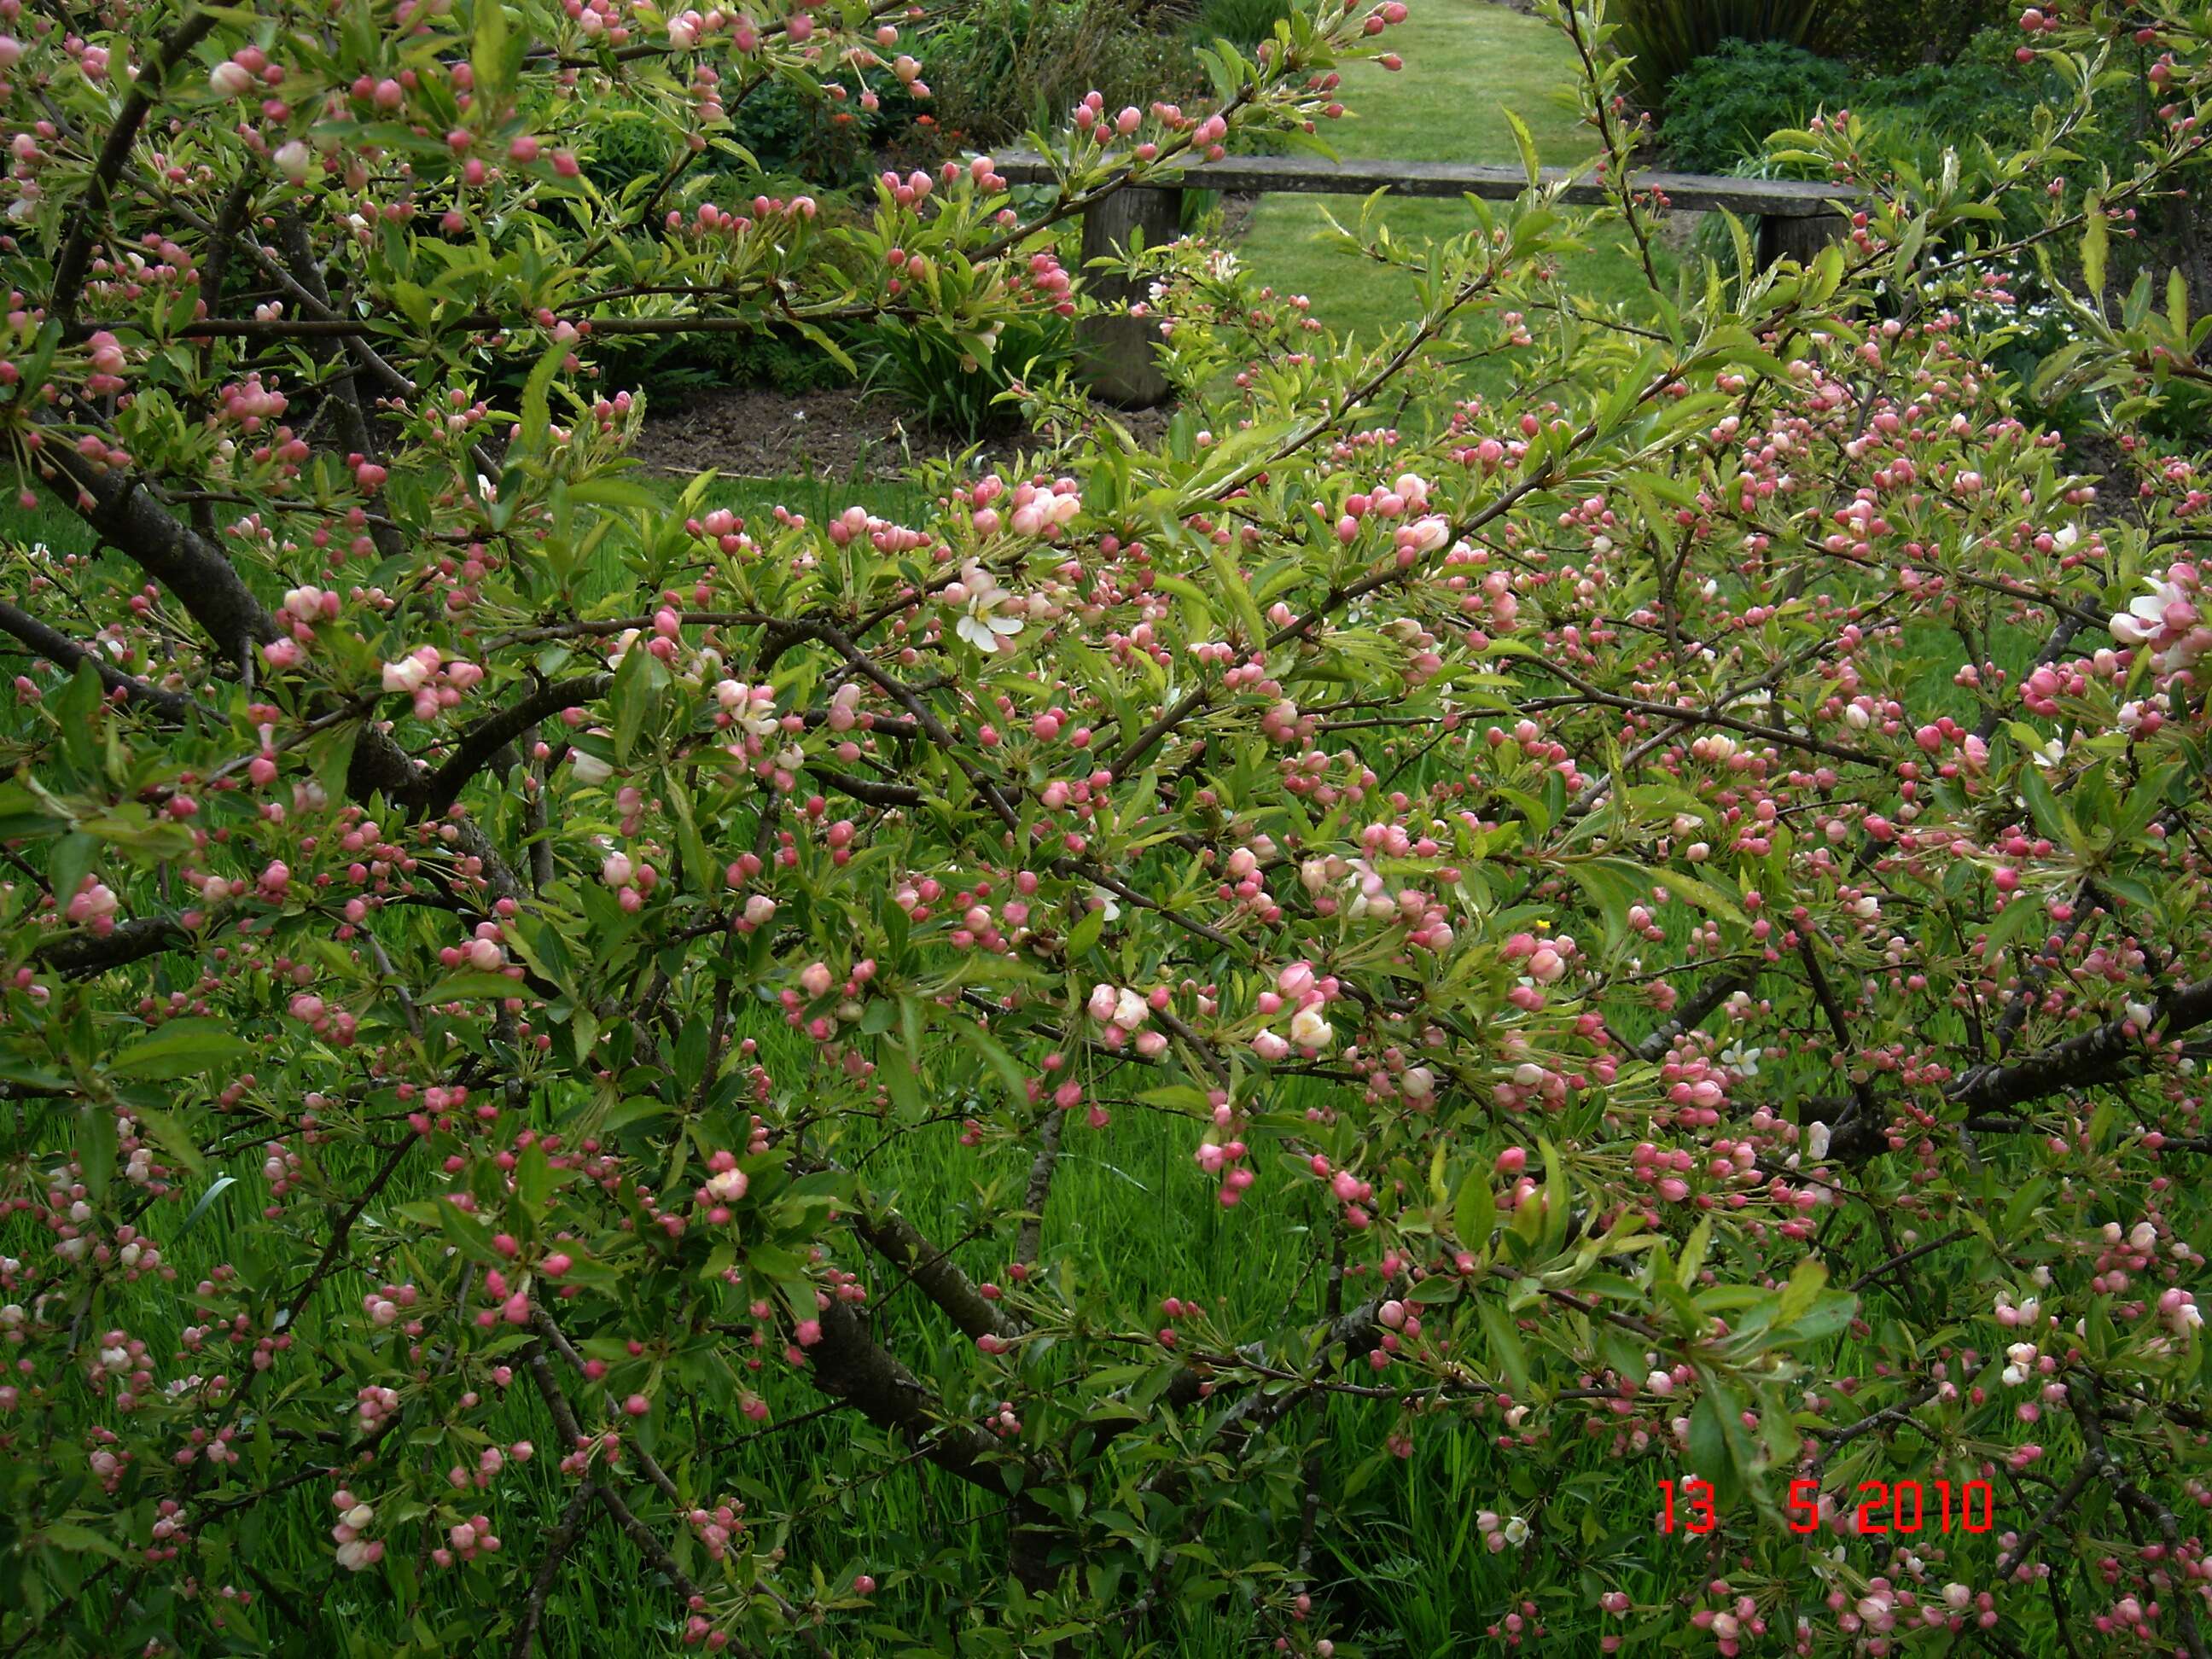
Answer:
[1231,0,1670,347]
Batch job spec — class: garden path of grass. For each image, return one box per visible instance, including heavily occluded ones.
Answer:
[1232,0,1664,348]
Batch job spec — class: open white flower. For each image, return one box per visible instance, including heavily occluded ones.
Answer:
[1289,1004,1335,1052]
[1718,1041,1761,1078]
[381,656,430,695]
[952,564,1024,654]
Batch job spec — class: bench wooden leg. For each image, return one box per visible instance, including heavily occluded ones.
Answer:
[1756,211,1848,268]
[1074,186,1179,409]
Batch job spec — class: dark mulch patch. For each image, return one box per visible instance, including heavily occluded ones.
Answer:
[627,382,1175,481]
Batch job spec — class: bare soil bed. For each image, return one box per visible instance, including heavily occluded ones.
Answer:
[626,382,1174,481]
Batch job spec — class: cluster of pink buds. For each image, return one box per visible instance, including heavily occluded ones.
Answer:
[1086,981,1171,1056]
[599,849,660,913]
[696,1150,749,1221]
[686,1499,748,1561]
[1309,1154,1375,1229]
[354,1385,400,1428]
[1252,959,1339,1059]
[433,923,508,976]
[1192,1091,1254,1206]
[1475,1508,1529,1551]
[362,1282,420,1330]
[2158,1286,2203,1336]
[63,875,119,935]
[476,1266,532,1328]
[283,990,358,1045]
[1691,1591,1767,1650]
[1992,1290,2043,1328]
[330,1490,383,1572]
[432,1513,502,1567]
[1015,248,1074,314]
[404,1081,474,1137]
[381,645,481,719]
[82,329,127,394]
[1009,478,1082,537]
[260,585,343,669]
[1072,98,1144,141]
[825,504,930,553]
[208,44,284,99]
[260,1140,305,1201]
[680,1612,732,1650]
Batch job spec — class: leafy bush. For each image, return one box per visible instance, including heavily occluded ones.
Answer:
[4,5,2212,1659]
[1190,0,1297,48]
[857,310,1081,437]
[1607,0,1826,111]
[1657,39,1848,173]
[1663,29,2056,176]
[1811,0,2009,70]
[921,0,1206,148]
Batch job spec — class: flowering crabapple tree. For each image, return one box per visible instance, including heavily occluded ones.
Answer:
[3,0,2212,1651]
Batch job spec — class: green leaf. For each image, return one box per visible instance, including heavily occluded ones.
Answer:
[956,1021,1030,1110]
[1206,544,1269,651]
[56,661,103,777]
[79,1104,117,1202]
[1775,1256,1828,1326]
[513,334,568,468]
[38,1522,121,1558]
[2081,192,2106,299]
[1677,1214,1713,1288]
[424,971,525,1001]
[516,1141,552,1213]
[1452,1167,1495,1258]
[174,1174,238,1240]
[1063,905,1106,959]
[46,834,97,924]
[563,476,661,511]
[609,643,661,765]
[666,778,713,898]
[107,1018,251,1081]
[880,1039,923,1115]
[131,1104,206,1179]
[1476,1301,1530,1396]
[1502,108,1540,189]
[472,0,514,117]
[1686,1389,1738,1504]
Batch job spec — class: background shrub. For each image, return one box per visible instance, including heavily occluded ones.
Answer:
[922,0,1204,149]
[1188,0,1296,48]
[1656,39,1848,174]
[1607,0,1826,112]
[1810,0,2009,71]
[1659,30,2049,174]
[856,308,1081,437]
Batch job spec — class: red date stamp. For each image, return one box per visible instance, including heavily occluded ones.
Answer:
[1657,1477,1997,1535]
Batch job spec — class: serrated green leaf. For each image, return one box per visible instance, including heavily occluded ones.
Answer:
[108,1018,251,1081]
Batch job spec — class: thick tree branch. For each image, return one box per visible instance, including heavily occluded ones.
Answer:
[0,600,201,719]
[420,676,610,818]
[1950,975,2212,1115]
